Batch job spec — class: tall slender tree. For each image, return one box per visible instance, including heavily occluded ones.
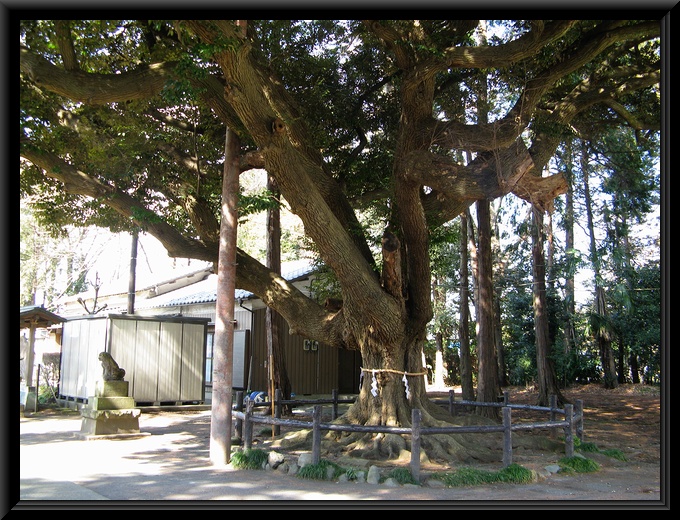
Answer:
[470,24,501,414]
[558,139,579,359]
[492,203,509,388]
[458,210,475,402]
[580,140,619,389]
[210,125,240,465]
[266,175,293,413]
[475,199,501,417]
[531,202,567,406]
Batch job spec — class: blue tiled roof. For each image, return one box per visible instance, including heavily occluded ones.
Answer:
[136,262,316,309]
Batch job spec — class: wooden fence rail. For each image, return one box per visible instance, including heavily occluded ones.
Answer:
[231,389,584,482]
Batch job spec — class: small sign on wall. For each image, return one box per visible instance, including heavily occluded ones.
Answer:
[303,339,319,351]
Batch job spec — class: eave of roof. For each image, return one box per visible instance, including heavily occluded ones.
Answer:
[135,262,316,309]
[20,305,65,329]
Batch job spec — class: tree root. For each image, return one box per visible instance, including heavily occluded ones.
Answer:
[266,401,564,466]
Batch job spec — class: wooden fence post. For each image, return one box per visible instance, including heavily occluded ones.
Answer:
[274,388,282,436]
[502,406,512,467]
[231,394,585,468]
[243,398,254,450]
[502,391,509,405]
[410,408,422,483]
[235,390,244,441]
[312,405,322,464]
[575,399,584,443]
[549,394,557,438]
[564,403,574,457]
[332,389,339,420]
[448,389,456,416]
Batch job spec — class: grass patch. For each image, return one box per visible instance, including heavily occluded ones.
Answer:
[600,448,627,461]
[576,441,600,453]
[344,467,359,481]
[574,438,628,461]
[230,448,269,470]
[297,459,345,481]
[385,467,419,485]
[496,463,535,484]
[558,456,600,473]
[433,464,533,487]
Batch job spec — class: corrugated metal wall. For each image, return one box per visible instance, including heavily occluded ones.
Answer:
[180,322,207,401]
[59,315,207,404]
[157,322,183,401]
[107,318,136,391]
[247,309,345,395]
[59,318,108,399]
[133,301,361,396]
[123,319,160,401]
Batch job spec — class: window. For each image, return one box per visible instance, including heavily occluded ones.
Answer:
[205,331,214,384]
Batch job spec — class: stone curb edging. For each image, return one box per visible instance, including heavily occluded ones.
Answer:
[254,450,564,488]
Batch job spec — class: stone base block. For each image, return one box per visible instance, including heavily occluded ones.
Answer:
[96,380,129,397]
[80,408,142,436]
[88,396,136,410]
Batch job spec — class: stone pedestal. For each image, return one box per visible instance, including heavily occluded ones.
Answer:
[79,381,149,439]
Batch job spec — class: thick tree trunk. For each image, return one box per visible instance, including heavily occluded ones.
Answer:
[617,334,627,384]
[433,331,446,389]
[629,354,640,384]
[459,210,475,402]
[491,205,508,388]
[493,290,507,387]
[596,286,619,389]
[532,205,567,407]
[563,144,578,357]
[475,200,500,419]
[209,126,240,466]
[313,333,507,465]
[266,176,293,413]
[581,141,618,390]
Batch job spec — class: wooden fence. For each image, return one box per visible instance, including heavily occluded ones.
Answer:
[231,389,584,482]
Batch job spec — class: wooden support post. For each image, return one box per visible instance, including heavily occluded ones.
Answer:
[209,125,239,466]
[502,406,513,467]
[332,389,339,420]
[549,394,557,438]
[448,389,455,416]
[235,390,244,441]
[274,388,282,436]
[243,399,254,450]
[312,405,322,464]
[34,364,40,413]
[564,403,574,457]
[410,408,422,483]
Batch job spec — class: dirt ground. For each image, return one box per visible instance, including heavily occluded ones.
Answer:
[20,383,663,503]
[503,384,662,464]
[256,383,663,494]
[413,383,663,500]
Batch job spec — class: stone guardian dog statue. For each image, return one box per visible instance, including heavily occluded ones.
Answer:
[98,352,126,381]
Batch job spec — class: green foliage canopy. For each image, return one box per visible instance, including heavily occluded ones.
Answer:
[20,19,661,354]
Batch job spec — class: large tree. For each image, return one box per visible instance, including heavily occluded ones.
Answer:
[19,19,661,463]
